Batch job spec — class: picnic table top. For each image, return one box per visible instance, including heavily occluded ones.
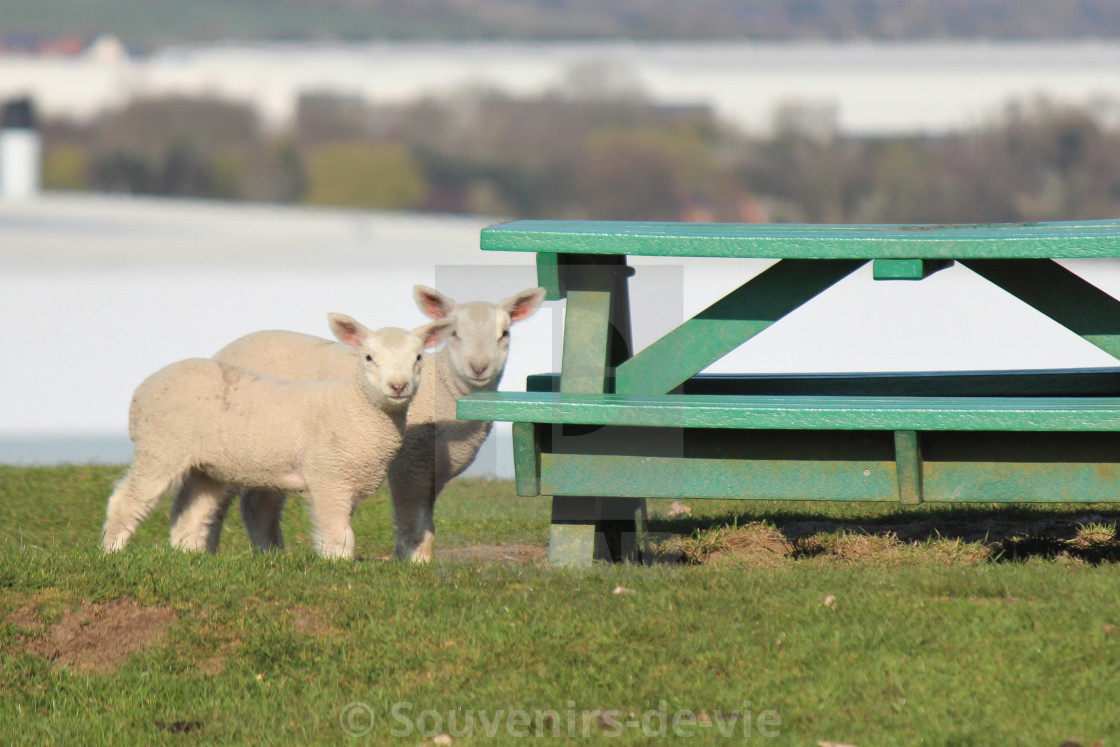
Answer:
[481,219,1120,259]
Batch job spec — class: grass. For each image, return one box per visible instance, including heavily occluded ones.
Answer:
[2,465,1120,744]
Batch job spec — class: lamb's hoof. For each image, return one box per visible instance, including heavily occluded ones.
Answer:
[316,546,355,561]
[408,534,435,563]
[101,533,127,553]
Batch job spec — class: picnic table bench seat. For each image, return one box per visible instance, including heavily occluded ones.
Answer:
[460,376,1120,506]
[460,389,1120,433]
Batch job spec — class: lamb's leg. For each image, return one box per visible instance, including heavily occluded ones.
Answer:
[239,488,287,552]
[387,465,440,563]
[307,486,358,560]
[169,468,235,553]
[102,464,180,552]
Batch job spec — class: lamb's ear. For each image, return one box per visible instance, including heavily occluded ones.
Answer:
[501,287,547,323]
[328,313,370,348]
[414,285,457,320]
[412,319,456,349]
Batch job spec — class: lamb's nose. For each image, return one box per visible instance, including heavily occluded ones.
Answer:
[389,382,407,396]
[471,362,488,378]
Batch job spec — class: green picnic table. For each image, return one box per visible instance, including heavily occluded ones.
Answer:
[457,219,1120,566]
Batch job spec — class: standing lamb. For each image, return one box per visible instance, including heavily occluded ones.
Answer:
[197,285,545,561]
[101,315,453,559]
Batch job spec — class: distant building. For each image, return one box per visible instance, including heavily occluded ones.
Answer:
[0,98,41,199]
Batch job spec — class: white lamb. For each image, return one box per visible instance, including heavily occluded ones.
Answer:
[101,314,453,559]
[191,285,546,561]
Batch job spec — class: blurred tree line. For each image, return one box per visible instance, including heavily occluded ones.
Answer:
[41,87,1120,224]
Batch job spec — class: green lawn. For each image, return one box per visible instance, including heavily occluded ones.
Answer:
[1,465,1118,745]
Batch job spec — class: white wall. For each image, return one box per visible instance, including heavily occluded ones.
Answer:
[4,196,1120,470]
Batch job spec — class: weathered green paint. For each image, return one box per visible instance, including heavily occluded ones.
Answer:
[894,430,923,504]
[917,431,1120,503]
[633,498,651,566]
[922,461,1120,503]
[537,453,1120,504]
[458,391,1120,432]
[872,259,954,280]
[549,522,597,566]
[541,453,899,501]
[559,290,613,395]
[614,259,866,395]
[962,259,1120,361]
[549,254,647,566]
[536,253,563,300]
[512,422,540,497]
[548,495,637,566]
[482,219,1120,259]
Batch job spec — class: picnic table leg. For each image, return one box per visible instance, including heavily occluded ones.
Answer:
[549,256,647,565]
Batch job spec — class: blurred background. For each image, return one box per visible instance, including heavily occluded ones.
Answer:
[3,0,1120,470]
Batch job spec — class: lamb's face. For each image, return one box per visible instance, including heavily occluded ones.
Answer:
[360,328,426,409]
[444,301,514,391]
[414,286,546,394]
[329,314,452,409]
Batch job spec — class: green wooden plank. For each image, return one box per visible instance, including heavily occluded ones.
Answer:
[512,422,540,497]
[537,454,1120,503]
[458,391,1120,432]
[560,289,613,394]
[541,454,898,501]
[549,522,597,566]
[894,430,923,504]
[482,219,1120,259]
[872,259,954,280]
[962,259,1120,361]
[550,253,643,566]
[923,460,1120,503]
[536,253,563,300]
[632,498,651,566]
[614,259,865,395]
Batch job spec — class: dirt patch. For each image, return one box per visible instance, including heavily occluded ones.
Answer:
[21,598,177,673]
[288,605,336,636]
[663,523,793,567]
[198,655,227,677]
[779,515,1095,547]
[440,543,547,564]
[5,604,44,633]
[794,531,906,563]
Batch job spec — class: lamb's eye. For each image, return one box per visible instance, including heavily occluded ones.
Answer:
[450,331,458,338]
[416,354,422,362]
[365,354,373,362]
[499,329,510,340]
